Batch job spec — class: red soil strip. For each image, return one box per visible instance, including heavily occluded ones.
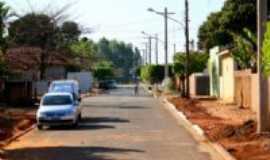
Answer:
[169,97,270,160]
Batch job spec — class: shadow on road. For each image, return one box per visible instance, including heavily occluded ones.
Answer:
[83,105,149,110]
[6,146,145,160]
[47,116,131,131]
[82,117,130,123]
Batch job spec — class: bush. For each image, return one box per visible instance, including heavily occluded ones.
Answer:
[94,67,114,81]
[140,65,173,84]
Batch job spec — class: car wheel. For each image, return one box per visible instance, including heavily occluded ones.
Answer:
[37,124,43,130]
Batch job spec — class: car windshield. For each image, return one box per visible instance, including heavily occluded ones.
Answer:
[50,84,73,93]
[43,95,73,106]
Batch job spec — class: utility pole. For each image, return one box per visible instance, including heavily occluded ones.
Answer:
[148,37,152,64]
[164,7,169,78]
[144,42,148,65]
[185,0,190,98]
[257,0,269,133]
[174,43,176,55]
[155,34,159,64]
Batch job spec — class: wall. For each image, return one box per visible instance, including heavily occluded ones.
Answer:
[234,70,252,109]
[189,73,210,97]
[234,71,259,113]
[220,55,235,103]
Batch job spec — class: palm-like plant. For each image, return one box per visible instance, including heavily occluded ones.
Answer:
[232,28,257,70]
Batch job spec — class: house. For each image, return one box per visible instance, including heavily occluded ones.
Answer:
[208,46,259,112]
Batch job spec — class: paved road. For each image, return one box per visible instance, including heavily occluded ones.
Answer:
[6,86,214,160]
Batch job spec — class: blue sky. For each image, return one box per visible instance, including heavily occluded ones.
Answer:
[4,0,225,63]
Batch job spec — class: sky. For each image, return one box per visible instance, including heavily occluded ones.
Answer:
[4,0,225,64]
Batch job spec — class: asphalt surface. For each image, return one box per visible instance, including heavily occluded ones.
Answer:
[6,86,214,160]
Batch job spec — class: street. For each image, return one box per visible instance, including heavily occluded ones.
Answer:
[6,86,213,160]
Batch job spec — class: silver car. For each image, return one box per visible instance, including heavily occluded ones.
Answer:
[36,92,82,130]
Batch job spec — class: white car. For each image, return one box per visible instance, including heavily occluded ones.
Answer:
[36,92,82,130]
[49,80,81,101]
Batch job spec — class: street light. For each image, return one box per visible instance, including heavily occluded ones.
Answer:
[142,31,159,64]
[147,7,175,79]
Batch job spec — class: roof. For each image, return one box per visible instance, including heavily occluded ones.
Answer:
[218,49,232,58]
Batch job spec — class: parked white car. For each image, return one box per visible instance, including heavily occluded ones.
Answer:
[36,92,82,130]
[49,80,81,101]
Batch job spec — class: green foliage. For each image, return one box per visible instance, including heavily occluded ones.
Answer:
[198,12,233,50]
[96,38,141,80]
[8,13,58,48]
[198,0,256,51]
[0,1,10,52]
[94,61,114,81]
[262,22,270,76]
[140,65,165,84]
[69,38,97,70]
[232,28,257,69]
[173,52,209,76]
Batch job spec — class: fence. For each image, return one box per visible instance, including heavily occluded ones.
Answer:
[234,70,258,112]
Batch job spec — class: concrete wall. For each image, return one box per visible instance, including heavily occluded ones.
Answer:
[234,70,252,109]
[189,73,210,98]
[220,55,235,103]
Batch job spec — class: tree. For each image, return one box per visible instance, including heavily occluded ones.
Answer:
[173,52,208,95]
[0,1,10,52]
[232,28,257,70]
[70,38,97,70]
[220,0,256,35]
[8,13,59,79]
[59,21,81,47]
[93,61,114,81]
[96,38,141,81]
[198,0,256,51]
[198,12,233,51]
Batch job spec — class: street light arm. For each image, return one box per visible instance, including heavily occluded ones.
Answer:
[167,17,185,28]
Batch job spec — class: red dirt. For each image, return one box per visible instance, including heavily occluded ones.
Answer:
[0,109,35,144]
[169,97,270,160]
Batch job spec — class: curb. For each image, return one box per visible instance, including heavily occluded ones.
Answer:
[0,125,36,147]
[161,98,236,160]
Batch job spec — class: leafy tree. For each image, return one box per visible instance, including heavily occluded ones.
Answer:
[59,21,81,47]
[93,61,114,81]
[220,0,256,35]
[96,38,141,81]
[198,0,256,51]
[0,1,10,52]
[232,28,257,70]
[8,13,59,79]
[140,65,164,84]
[198,12,233,51]
[8,13,58,48]
[70,38,97,70]
[173,52,208,94]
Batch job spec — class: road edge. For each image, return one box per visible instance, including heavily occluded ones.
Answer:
[160,97,237,160]
[0,125,36,147]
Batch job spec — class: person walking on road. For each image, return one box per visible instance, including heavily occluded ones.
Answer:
[134,78,139,96]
